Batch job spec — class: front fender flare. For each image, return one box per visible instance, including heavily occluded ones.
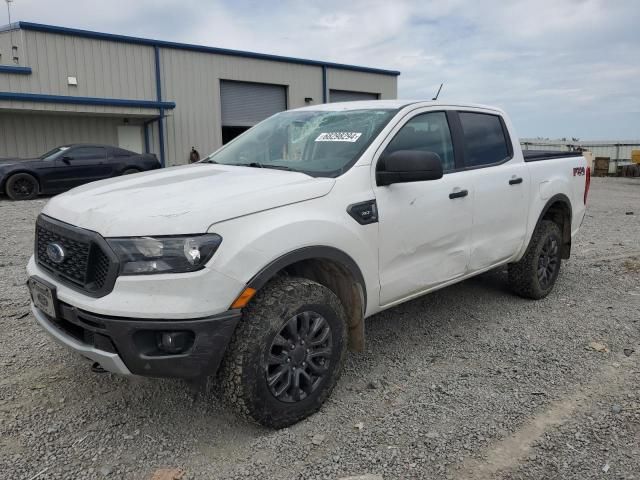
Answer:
[246,245,367,307]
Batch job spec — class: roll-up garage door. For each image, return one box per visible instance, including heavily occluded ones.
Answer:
[220,80,287,127]
[329,89,379,103]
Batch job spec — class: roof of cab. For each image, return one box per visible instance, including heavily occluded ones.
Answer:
[292,100,503,113]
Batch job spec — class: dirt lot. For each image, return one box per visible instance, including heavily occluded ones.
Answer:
[1,177,639,480]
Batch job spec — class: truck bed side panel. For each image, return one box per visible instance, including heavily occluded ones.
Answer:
[517,155,587,259]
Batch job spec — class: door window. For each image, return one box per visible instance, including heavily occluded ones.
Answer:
[68,147,106,160]
[383,112,455,171]
[458,112,510,167]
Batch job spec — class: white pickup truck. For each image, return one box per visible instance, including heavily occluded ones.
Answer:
[27,100,590,427]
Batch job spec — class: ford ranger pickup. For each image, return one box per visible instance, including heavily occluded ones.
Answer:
[26,100,590,427]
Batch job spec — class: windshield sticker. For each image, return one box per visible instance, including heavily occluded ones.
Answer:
[315,132,362,142]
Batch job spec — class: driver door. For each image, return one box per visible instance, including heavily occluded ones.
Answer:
[53,146,111,190]
[374,110,475,306]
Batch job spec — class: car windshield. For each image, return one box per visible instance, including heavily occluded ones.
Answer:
[202,109,397,177]
[39,146,71,161]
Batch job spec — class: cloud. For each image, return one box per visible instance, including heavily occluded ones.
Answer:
[5,0,639,138]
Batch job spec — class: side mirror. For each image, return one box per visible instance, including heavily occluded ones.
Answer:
[376,150,444,186]
[61,155,72,164]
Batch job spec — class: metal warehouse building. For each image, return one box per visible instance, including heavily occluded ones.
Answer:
[0,22,399,166]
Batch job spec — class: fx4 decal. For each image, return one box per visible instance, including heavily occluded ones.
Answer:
[573,167,586,176]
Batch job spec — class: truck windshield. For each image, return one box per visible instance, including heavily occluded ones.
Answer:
[202,109,397,177]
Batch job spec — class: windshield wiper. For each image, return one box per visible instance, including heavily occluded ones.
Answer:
[218,161,294,171]
[260,164,294,171]
[244,162,293,171]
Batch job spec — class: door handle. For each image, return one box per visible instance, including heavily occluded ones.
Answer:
[509,177,523,185]
[449,189,468,199]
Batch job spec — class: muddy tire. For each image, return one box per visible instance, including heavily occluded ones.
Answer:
[508,220,563,300]
[5,173,39,200]
[219,276,347,428]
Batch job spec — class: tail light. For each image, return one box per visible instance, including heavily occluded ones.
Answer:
[584,166,591,204]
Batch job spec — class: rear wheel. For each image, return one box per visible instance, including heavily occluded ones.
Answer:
[5,173,39,200]
[508,220,562,299]
[219,277,347,428]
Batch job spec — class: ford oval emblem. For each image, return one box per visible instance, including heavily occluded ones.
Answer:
[46,242,66,264]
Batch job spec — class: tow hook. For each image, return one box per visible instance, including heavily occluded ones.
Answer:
[91,362,107,374]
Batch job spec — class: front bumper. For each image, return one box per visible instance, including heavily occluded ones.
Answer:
[32,301,241,379]
[26,255,245,319]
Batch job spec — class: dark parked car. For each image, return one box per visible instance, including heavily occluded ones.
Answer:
[0,144,160,200]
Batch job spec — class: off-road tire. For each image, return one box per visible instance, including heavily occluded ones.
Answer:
[508,220,562,299]
[219,276,348,428]
[5,173,39,200]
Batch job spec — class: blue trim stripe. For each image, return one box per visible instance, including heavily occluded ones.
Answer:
[0,92,176,109]
[15,21,400,77]
[0,65,32,75]
[322,66,328,103]
[143,123,150,154]
[154,46,166,168]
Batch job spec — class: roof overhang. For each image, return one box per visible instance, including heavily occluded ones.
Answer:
[0,92,176,109]
[5,21,400,77]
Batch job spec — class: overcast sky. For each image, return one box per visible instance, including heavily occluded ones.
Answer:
[4,0,639,139]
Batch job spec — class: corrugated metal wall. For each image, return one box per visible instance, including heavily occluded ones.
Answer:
[159,48,325,165]
[0,30,156,117]
[0,112,120,158]
[18,31,156,99]
[326,68,397,100]
[0,28,26,67]
[329,89,379,102]
[0,27,399,166]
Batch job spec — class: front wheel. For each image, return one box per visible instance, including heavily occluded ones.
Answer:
[219,277,347,428]
[508,220,563,299]
[122,168,140,175]
[5,173,39,200]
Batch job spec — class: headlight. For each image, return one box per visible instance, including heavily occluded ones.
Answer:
[107,234,222,275]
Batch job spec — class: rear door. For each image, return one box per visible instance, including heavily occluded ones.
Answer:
[375,109,475,306]
[53,146,111,189]
[457,111,530,270]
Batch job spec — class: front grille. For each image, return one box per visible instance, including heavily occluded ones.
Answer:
[35,215,119,296]
[37,223,91,286]
[91,248,111,290]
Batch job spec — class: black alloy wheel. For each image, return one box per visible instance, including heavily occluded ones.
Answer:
[6,173,39,200]
[537,236,559,289]
[219,276,347,428]
[266,311,333,403]
[508,219,563,300]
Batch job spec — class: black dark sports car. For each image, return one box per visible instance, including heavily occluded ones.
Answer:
[0,144,160,200]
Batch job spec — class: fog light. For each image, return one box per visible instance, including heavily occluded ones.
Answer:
[156,331,193,354]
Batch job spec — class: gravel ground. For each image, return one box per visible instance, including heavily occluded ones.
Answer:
[1,177,639,480]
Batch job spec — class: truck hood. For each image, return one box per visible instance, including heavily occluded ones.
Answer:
[42,164,335,236]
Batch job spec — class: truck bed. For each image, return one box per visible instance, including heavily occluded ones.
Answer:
[523,150,582,162]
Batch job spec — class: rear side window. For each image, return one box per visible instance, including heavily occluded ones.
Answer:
[384,111,455,171]
[70,147,107,160]
[112,148,134,157]
[458,112,510,167]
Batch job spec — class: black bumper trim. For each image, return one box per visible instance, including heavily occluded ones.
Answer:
[51,302,242,379]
